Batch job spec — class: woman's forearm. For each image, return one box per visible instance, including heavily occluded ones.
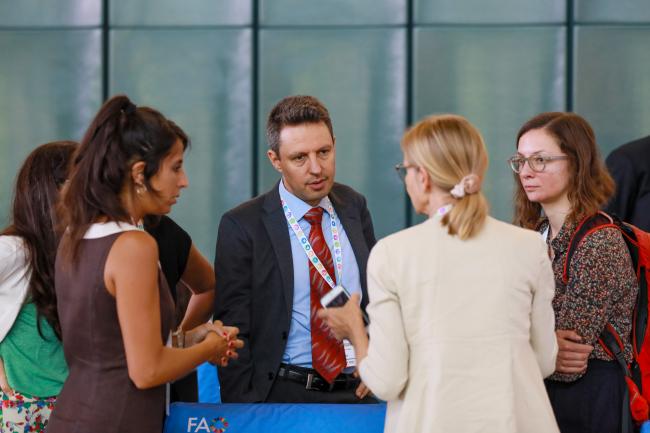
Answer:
[180,290,215,331]
[129,335,223,389]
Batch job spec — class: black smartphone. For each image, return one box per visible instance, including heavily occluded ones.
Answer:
[320,286,370,325]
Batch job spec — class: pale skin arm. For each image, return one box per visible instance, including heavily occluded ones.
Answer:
[555,329,593,374]
[317,293,370,399]
[106,231,242,389]
[0,356,14,395]
[178,244,216,332]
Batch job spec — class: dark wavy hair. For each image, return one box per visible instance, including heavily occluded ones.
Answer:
[513,112,615,229]
[1,141,77,339]
[58,94,189,264]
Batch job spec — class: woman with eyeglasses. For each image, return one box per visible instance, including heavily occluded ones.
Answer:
[319,114,559,433]
[511,112,637,433]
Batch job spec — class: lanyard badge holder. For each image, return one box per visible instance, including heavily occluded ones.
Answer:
[282,197,357,367]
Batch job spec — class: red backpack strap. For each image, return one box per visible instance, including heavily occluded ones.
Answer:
[563,212,649,428]
[599,323,632,375]
[585,214,646,357]
[599,325,644,430]
[562,211,617,284]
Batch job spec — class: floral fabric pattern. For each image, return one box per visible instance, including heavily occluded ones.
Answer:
[1,391,56,433]
[540,218,638,382]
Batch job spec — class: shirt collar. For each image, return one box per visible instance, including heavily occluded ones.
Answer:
[83,221,141,239]
[538,218,576,255]
[278,180,330,221]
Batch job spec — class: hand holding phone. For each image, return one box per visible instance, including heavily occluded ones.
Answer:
[320,285,369,325]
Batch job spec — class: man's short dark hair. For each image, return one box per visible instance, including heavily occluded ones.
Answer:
[266,95,334,155]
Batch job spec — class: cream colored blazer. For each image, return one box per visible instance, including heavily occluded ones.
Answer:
[359,216,559,433]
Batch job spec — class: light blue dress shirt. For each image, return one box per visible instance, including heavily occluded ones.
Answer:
[278,181,362,368]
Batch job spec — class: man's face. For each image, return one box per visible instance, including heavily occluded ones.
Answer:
[267,122,336,206]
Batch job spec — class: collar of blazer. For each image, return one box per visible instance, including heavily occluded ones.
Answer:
[261,181,362,322]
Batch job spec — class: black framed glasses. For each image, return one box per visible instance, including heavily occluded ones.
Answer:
[394,163,417,181]
[507,154,569,173]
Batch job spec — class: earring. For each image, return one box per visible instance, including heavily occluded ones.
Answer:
[136,184,147,195]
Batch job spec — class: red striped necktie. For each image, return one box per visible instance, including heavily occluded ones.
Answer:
[303,207,346,383]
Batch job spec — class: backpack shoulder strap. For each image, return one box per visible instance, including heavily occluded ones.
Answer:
[568,213,648,431]
[562,211,618,284]
[600,325,638,433]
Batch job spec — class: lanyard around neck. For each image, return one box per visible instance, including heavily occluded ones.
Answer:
[281,197,343,290]
[434,204,453,219]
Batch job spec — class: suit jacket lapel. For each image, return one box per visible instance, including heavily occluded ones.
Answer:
[262,183,294,322]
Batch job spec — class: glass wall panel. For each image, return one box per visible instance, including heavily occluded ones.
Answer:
[574,26,650,156]
[110,29,253,258]
[575,0,650,23]
[260,0,406,26]
[1,0,648,237]
[0,29,102,225]
[415,0,565,24]
[110,0,252,26]
[413,26,566,223]
[258,28,407,238]
[0,0,101,27]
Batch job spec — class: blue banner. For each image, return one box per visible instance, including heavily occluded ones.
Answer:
[164,402,386,433]
[196,363,220,403]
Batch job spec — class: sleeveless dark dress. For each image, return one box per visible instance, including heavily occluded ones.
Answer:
[48,230,175,433]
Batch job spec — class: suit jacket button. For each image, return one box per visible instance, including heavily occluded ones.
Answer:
[281,331,288,340]
[268,372,274,380]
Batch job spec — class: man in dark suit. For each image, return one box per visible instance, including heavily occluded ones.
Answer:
[214,95,376,403]
[604,135,650,231]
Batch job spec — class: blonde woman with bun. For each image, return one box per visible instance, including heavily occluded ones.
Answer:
[319,114,560,433]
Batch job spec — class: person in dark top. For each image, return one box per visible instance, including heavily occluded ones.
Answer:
[146,215,216,402]
[146,215,192,302]
[604,135,650,231]
[214,95,375,403]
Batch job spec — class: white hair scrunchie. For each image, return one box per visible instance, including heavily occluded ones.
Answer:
[450,174,481,199]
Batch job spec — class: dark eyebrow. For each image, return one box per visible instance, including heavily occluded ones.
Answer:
[287,152,306,159]
[318,144,332,151]
[516,151,544,157]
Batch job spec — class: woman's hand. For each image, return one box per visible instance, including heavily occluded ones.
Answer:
[202,333,228,367]
[317,293,365,342]
[191,322,243,367]
[216,325,244,366]
[184,320,224,347]
[555,330,593,374]
[319,294,372,395]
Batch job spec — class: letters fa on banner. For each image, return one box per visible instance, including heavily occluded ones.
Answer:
[187,416,228,433]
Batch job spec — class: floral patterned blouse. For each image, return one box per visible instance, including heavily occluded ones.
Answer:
[540,217,638,382]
